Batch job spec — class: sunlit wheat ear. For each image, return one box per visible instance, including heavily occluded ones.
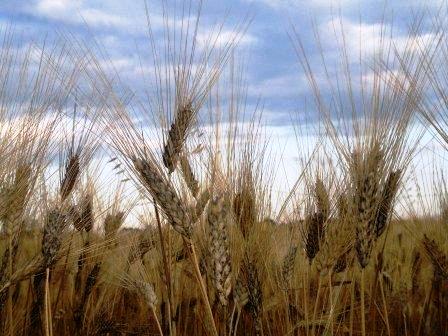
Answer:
[233,274,249,309]
[422,235,448,279]
[162,104,195,173]
[127,231,155,265]
[233,188,256,240]
[60,153,80,201]
[104,212,124,244]
[134,280,157,311]
[374,170,401,239]
[355,170,378,269]
[337,194,349,219]
[180,154,199,197]
[207,196,232,306]
[42,209,67,268]
[192,189,210,223]
[71,194,94,232]
[281,245,297,289]
[132,156,192,239]
[1,163,32,222]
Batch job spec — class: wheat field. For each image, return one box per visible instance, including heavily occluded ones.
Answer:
[0,1,448,335]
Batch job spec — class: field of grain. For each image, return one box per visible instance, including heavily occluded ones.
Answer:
[0,1,448,335]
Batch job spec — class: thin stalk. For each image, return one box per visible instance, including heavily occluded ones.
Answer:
[379,275,390,336]
[44,268,51,336]
[233,309,242,336]
[417,271,435,336]
[183,238,218,336]
[152,308,164,336]
[53,232,75,317]
[304,264,310,336]
[8,231,13,336]
[329,271,334,336]
[153,198,174,336]
[361,268,366,336]
[349,272,355,336]
[311,275,322,336]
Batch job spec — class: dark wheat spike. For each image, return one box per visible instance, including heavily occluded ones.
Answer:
[422,235,448,279]
[332,250,349,274]
[60,153,80,201]
[133,157,192,239]
[355,171,378,269]
[375,170,401,239]
[281,245,298,288]
[180,154,199,197]
[42,209,67,268]
[305,212,325,264]
[74,262,101,328]
[162,104,195,173]
[411,250,422,294]
[246,258,263,336]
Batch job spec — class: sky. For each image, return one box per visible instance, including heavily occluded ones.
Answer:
[1,0,444,124]
[1,0,447,217]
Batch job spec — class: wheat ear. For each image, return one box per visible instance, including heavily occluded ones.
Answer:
[208,196,232,306]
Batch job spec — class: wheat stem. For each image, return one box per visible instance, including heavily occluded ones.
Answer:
[361,268,366,336]
[184,238,218,336]
[153,198,174,336]
[311,276,322,336]
[379,275,390,336]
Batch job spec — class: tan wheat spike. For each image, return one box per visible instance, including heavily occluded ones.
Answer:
[191,189,210,224]
[233,274,249,309]
[60,154,80,201]
[132,156,192,239]
[374,170,401,239]
[207,196,232,306]
[355,170,379,269]
[314,177,330,220]
[104,212,124,244]
[180,154,199,197]
[422,235,448,279]
[162,104,195,173]
[281,245,298,289]
[42,209,67,268]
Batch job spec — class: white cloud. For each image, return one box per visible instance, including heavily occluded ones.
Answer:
[247,73,307,98]
[318,17,435,63]
[196,29,257,51]
[31,0,135,29]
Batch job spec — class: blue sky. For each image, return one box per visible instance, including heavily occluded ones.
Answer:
[1,0,446,214]
[1,0,444,127]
